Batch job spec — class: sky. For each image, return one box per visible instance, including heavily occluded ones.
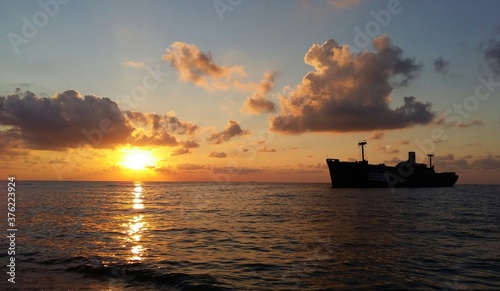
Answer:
[1,0,500,183]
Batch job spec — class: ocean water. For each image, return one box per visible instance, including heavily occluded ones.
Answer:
[0,182,499,290]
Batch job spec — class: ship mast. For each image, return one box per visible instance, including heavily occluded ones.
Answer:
[427,153,434,167]
[358,140,367,162]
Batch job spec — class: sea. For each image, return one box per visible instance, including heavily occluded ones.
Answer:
[0,182,499,290]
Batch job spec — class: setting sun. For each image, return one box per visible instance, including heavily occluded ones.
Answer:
[120,148,157,170]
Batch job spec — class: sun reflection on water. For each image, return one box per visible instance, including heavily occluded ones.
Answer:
[123,182,148,262]
[132,184,145,210]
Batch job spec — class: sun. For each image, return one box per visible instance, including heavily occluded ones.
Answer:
[120,148,157,170]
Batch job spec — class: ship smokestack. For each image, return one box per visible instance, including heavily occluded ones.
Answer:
[358,140,367,162]
[408,151,416,164]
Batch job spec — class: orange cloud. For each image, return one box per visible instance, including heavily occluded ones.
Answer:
[207,120,250,144]
[209,151,227,158]
[327,0,364,9]
[162,42,245,90]
[370,130,385,140]
[241,71,278,114]
[122,61,146,68]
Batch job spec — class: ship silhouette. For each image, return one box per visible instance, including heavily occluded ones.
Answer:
[326,141,458,188]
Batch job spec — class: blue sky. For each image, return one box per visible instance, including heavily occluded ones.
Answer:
[1,0,500,183]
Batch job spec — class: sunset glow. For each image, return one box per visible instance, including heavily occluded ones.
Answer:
[1,1,499,183]
[121,149,157,171]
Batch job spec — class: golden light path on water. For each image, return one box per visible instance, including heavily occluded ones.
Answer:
[124,182,147,262]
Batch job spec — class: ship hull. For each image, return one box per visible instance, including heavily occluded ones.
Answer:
[326,159,458,188]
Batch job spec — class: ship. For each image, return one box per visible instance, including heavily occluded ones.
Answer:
[326,141,458,188]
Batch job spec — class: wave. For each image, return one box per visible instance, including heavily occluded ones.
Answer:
[50,256,232,290]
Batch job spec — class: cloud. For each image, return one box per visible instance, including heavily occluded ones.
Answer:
[270,36,433,133]
[471,154,500,170]
[124,111,199,146]
[209,151,227,158]
[169,140,200,156]
[436,153,455,161]
[162,42,245,90]
[181,140,200,149]
[258,145,276,153]
[327,0,363,9]
[242,93,276,114]
[435,115,484,128]
[122,61,146,68]
[212,166,260,175]
[398,139,410,145]
[483,37,500,74]
[0,90,133,150]
[435,154,500,172]
[433,56,450,73]
[176,163,210,171]
[0,130,28,157]
[458,119,484,128]
[370,130,385,140]
[297,162,327,169]
[0,90,200,150]
[376,143,399,154]
[207,120,250,144]
[241,71,278,114]
[170,148,191,156]
[162,42,281,116]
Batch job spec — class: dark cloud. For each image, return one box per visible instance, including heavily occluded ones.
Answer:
[0,90,199,150]
[483,38,500,74]
[207,120,250,144]
[297,162,327,169]
[168,140,199,156]
[0,90,133,150]
[0,130,28,157]
[270,36,433,133]
[435,116,484,128]
[176,163,210,171]
[209,151,227,158]
[170,148,191,156]
[433,56,450,73]
[471,154,500,170]
[436,153,455,161]
[427,154,500,172]
[181,140,200,149]
[212,166,260,175]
